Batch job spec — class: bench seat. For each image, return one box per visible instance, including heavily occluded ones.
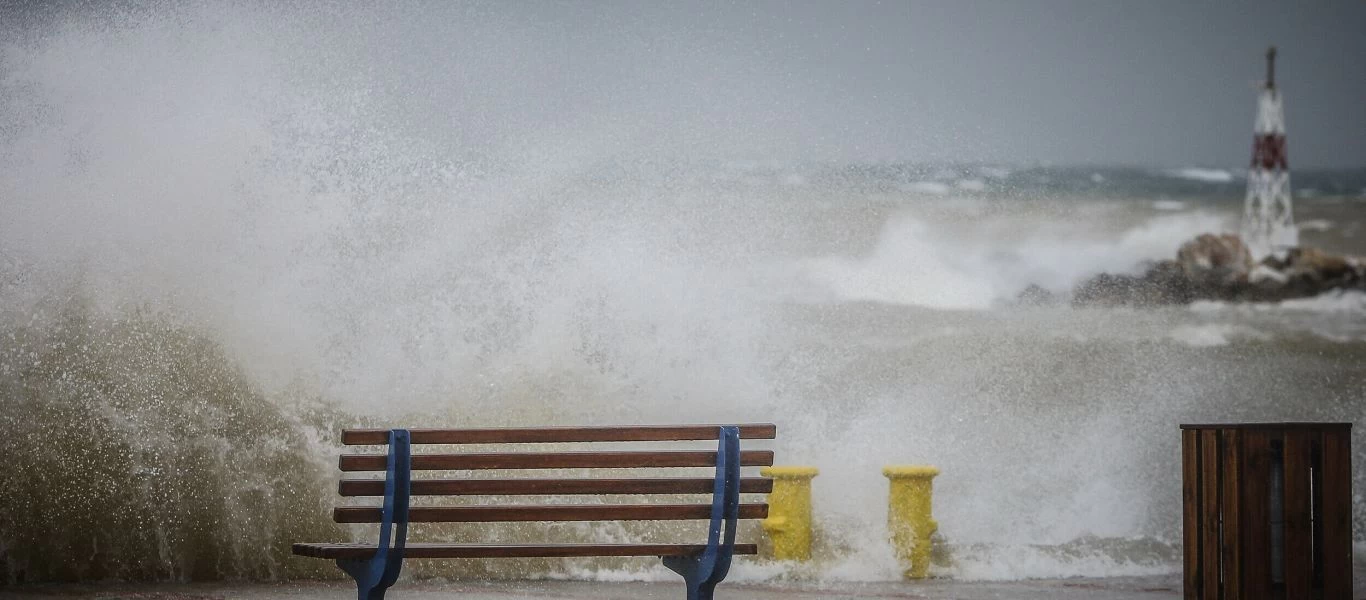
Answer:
[295,423,776,600]
[333,503,769,523]
[292,542,760,560]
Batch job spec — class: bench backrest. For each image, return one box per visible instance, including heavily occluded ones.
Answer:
[334,424,776,526]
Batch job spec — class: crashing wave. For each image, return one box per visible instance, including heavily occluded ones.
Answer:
[0,298,344,583]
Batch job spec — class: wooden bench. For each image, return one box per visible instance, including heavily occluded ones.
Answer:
[294,424,777,600]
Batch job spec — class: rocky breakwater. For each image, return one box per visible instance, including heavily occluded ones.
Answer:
[1027,233,1366,307]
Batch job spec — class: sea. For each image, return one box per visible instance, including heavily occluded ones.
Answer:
[2,4,1364,588]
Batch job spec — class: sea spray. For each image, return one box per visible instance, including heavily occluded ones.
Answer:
[0,296,342,583]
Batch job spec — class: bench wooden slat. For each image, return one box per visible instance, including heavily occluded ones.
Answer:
[333,503,769,523]
[292,542,760,560]
[339,477,775,496]
[339,450,775,471]
[342,424,777,445]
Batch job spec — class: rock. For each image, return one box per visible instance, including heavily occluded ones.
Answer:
[1015,284,1057,306]
[1144,259,1198,303]
[1283,247,1354,281]
[1273,247,1366,300]
[1070,261,1194,307]
[1062,233,1366,307]
[1070,272,1136,307]
[1176,233,1253,280]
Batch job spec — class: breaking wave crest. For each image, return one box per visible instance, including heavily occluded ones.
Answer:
[801,210,1229,309]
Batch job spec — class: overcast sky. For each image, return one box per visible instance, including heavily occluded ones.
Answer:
[512,1,1366,168]
[6,1,1366,168]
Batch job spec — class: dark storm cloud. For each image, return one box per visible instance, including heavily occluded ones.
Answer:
[7,0,1364,167]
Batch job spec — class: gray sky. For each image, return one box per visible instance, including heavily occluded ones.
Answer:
[496,0,1366,168]
[6,0,1366,167]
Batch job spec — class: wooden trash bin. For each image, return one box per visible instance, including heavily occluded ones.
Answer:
[1181,423,1353,600]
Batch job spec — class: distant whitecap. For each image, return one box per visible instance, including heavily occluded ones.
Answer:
[1164,168,1235,183]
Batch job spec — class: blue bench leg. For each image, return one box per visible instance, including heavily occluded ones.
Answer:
[338,429,411,600]
[338,558,395,600]
[662,425,740,600]
[663,555,719,600]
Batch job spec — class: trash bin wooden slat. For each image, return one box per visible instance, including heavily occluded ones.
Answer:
[1219,429,1242,600]
[1182,429,1201,600]
[1283,431,1314,600]
[1180,422,1353,600]
[1201,429,1221,600]
[1320,431,1352,600]
[1241,429,1273,600]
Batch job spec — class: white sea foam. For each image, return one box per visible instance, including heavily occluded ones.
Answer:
[900,181,952,195]
[1276,290,1366,313]
[947,546,1176,582]
[1164,168,1235,183]
[1191,291,1366,315]
[955,178,987,192]
[1169,325,1232,347]
[1168,324,1270,347]
[1297,219,1333,232]
[1188,300,1232,312]
[1152,200,1185,211]
[556,552,901,584]
[555,565,672,583]
[497,545,1176,584]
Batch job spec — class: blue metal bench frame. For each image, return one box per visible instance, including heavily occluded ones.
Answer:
[337,429,411,600]
[663,426,741,600]
[337,425,743,600]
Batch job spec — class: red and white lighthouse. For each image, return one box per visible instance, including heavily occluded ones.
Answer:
[1241,46,1297,259]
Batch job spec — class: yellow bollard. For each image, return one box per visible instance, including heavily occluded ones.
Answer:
[883,465,940,579]
[759,466,819,561]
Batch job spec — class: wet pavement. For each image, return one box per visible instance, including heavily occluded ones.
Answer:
[1,576,1186,599]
